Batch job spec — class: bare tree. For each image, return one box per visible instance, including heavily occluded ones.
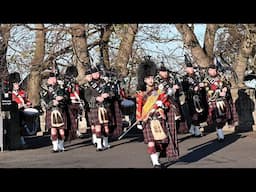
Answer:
[71,24,90,83]
[27,24,45,106]
[115,24,138,77]
[234,25,256,87]
[0,24,12,80]
[215,24,256,87]
[175,24,218,67]
[99,24,113,68]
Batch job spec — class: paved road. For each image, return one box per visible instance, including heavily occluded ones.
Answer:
[0,130,256,168]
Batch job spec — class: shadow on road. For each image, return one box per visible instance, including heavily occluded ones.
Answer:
[166,132,246,167]
[24,135,52,149]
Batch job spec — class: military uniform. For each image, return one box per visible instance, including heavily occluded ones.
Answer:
[136,57,179,168]
[41,70,68,152]
[203,64,232,141]
[82,66,112,151]
[65,66,84,140]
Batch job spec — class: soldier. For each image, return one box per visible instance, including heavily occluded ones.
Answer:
[81,68,95,145]
[154,63,180,157]
[104,67,123,139]
[41,68,68,152]
[83,65,112,151]
[136,57,179,168]
[154,63,180,119]
[180,56,207,137]
[65,66,84,140]
[202,64,231,141]
[9,72,31,148]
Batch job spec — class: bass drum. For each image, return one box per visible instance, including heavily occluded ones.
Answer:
[22,108,40,136]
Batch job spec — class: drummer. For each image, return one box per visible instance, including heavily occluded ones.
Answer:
[9,72,31,148]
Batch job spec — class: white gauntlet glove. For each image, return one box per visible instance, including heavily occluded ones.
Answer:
[137,124,143,130]
[156,100,164,108]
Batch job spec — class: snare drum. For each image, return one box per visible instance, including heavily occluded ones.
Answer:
[22,108,40,136]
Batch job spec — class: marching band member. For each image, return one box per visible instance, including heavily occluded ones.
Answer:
[65,66,84,140]
[180,57,207,137]
[9,72,31,148]
[82,68,95,145]
[136,57,179,168]
[202,64,231,141]
[83,65,112,151]
[154,63,180,160]
[41,68,68,152]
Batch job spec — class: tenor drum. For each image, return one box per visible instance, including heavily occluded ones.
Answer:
[22,108,40,136]
[120,98,135,116]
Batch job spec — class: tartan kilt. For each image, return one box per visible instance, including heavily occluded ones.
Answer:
[166,107,179,159]
[88,108,101,125]
[111,101,123,138]
[45,109,67,130]
[228,102,238,125]
[143,118,169,144]
[88,106,112,126]
[68,103,80,131]
[207,99,229,127]
[143,108,179,159]
[67,103,80,141]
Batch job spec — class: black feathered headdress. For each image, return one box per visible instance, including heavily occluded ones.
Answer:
[85,67,92,75]
[65,66,78,78]
[8,72,21,90]
[159,61,168,72]
[9,72,21,84]
[137,56,157,91]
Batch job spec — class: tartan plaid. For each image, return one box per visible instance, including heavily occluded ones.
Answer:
[166,107,179,158]
[68,103,80,131]
[45,109,67,130]
[67,103,80,141]
[143,108,179,159]
[88,108,101,125]
[112,101,123,138]
[207,99,229,127]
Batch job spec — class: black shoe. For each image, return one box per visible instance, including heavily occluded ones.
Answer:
[21,144,29,149]
[51,149,59,153]
[96,148,105,152]
[218,138,224,142]
[103,145,111,150]
[153,164,162,168]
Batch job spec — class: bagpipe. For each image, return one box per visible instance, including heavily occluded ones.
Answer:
[205,76,227,117]
[169,71,186,106]
[45,83,66,128]
[186,75,205,114]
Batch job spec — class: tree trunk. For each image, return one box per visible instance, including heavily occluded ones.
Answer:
[71,24,90,84]
[100,24,113,68]
[204,24,219,61]
[27,24,45,107]
[115,24,138,77]
[175,24,211,68]
[0,24,12,80]
[234,34,254,87]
